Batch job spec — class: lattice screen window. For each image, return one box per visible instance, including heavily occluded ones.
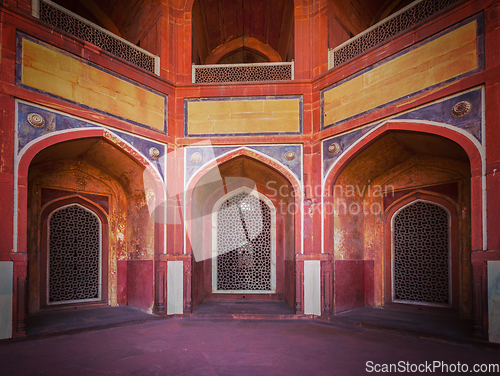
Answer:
[329,0,462,68]
[37,0,158,74]
[215,192,273,292]
[48,204,101,304]
[194,63,294,84]
[393,201,450,306]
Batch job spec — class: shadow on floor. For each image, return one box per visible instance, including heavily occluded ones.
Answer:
[323,306,474,344]
[25,302,475,345]
[191,300,296,317]
[26,305,158,337]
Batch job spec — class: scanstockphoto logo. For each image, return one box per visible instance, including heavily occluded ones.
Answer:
[143,140,394,262]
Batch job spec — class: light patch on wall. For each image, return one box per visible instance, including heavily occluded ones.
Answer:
[20,37,165,131]
[488,260,500,343]
[304,260,321,315]
[0,261,13,340]
[167,260,183,314]
[186,97,301,135]
[323,20,479,127]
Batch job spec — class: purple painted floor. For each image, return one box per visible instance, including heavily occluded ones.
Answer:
[26,305,158,337]
[2,318,499,376]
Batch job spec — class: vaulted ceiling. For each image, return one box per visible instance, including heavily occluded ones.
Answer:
[192,0,295,64]
[327,0,414,36]
[50,0,415,64]
[50,0,150,38]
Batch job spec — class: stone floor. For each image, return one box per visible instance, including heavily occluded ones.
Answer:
[324,305,474,344]
[24,302,474,345]
[2,317,500,375]
[26,305,158,337]
[191,301,296,317]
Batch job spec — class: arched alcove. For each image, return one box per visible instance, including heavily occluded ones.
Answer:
[325,129,473,318]
[25,135,159,314]
[188,155,297,311]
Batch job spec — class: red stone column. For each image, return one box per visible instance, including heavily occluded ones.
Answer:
[11,253,27,337]
[295,260,303,314]
[321,255,333,314]
[155,261,167,314]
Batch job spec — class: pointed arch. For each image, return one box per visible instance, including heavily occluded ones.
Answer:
[383,192,460,309]
[322,120,485,255]
[205,37,283,64]
[185,147,302,256]
[186,147,302,201]
[40,196,110,307]
[15,128,165,254]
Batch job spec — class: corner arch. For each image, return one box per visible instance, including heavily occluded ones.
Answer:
[15,128,166,254]
[322,120,485,255]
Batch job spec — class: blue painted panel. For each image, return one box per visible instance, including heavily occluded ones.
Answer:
[17,102,166,180]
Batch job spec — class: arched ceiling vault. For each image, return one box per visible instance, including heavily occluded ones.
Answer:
[192,0,295,64]
[50,0,416,62]
[327,0,415,36]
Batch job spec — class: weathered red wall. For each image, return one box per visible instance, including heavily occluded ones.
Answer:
[334,260,365,313]
[126,260,154,312]
[0,0,499,339]
[117,260,128,306]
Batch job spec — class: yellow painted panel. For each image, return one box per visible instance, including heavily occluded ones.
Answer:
[21,39,165,131]
[263,99,300,113]
[323,21,478,126]
[23,66,74,99]
[324,75,364,106]
[189,120,215,135]
[363,21,477,87]
[187,98,300,135]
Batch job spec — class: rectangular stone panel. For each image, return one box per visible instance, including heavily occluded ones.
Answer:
[488,261,500,343]
[167,260,184,315]
[186,97,302,136]
[304,260,321,316]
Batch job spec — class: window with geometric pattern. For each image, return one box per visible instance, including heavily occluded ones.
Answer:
[48,204,102,304]
[392,200,450,307]
[212,189,276,293]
